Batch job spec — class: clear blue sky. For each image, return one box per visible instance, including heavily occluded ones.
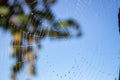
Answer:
[0,0,120,80]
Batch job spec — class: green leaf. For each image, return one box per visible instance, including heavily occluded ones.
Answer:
[15,15,29,23]
[10,15,29,26]
[0,6,9,15]
[54,21,70,27]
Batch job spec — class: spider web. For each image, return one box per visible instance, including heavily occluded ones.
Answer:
[0,0,120,80]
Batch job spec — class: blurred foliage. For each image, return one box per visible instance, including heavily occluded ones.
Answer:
[0,0,82,80]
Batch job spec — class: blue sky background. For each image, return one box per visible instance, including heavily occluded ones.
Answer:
[0,0,120,80]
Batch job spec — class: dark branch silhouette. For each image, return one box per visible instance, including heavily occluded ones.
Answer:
[115,68,120,80]
[118,8,120,33]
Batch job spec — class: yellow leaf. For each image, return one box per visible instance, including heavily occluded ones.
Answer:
[13,32,22,41]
